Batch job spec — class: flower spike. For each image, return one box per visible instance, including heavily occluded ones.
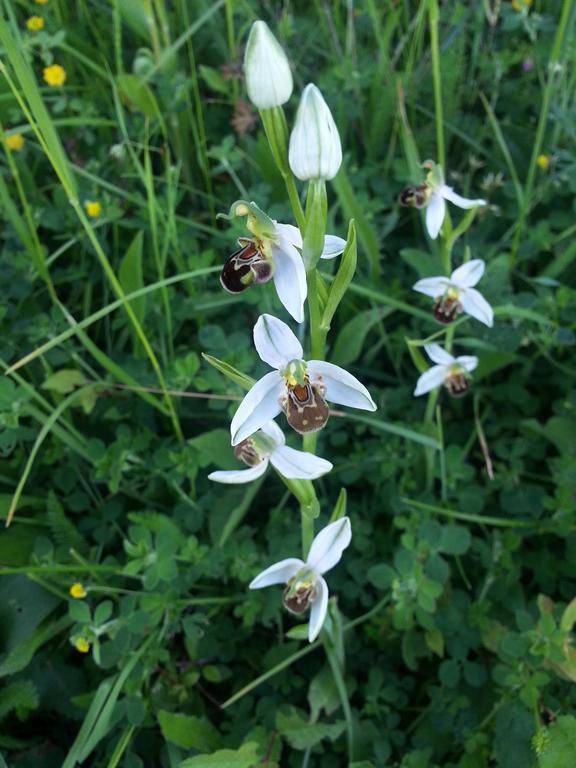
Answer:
[230,314,376,445]
[250,517,352,642]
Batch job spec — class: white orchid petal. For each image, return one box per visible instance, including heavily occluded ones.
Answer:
[439,184,486,210]
[270,445,333,480]
[307,360,376,411]
[414,365,448,396]
[275,222,302,249]
[260,420,285,446]
[307,517,352,575]
[424,344,455,366]
[271,242,307,324]
[459,288,494,327]
[450,259,485,288]
[249,557,304,589]
[412,276,451,298]
[253,314,303,369]
[208,460,269,484]
[230,371,284,446]
[456,356,479,373]
[320,235,347,260]
[425,192,446,240]
[308,576,329,642]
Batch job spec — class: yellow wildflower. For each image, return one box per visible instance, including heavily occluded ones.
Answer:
[43,64,66,87]
[35,0,49,4]
[512,0,532,9]
[74,637,90,653]
[536,154,550,171]
[85,201,102,218]
[5,134,25,152]
[70,582,87,599]
[26,16,45,31]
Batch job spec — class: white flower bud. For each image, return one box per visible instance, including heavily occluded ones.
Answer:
[243,21,293,109]
[288,84,342,181]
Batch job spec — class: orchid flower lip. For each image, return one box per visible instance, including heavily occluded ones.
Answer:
[249,517,352,642]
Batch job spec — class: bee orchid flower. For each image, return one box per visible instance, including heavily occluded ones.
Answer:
[400,161,487,240]
[208,420,332,484]
[250,516,352,642]
[413,259,493,327]
[220,200,346,323]
[230,314,376,445]
[414,344,479,398]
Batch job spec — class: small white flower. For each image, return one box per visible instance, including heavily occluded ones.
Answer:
[250,516,352,642]
[230,314,376,445]
[412,259,493,327]
[288,84,342,181]
[414,344,479,398]
[221,200,346,324]
[400,162,487,240]
[243,21,293,109]
[208,420,332,484]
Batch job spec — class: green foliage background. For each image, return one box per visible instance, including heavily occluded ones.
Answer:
[0,0,575,766]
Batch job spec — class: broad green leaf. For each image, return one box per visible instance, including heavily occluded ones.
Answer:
[179,741,260,768]
[119,231,146,329]
[276,706,346,750]
[536,716,576,768]
[158,710,221,751]
[42,369,86,394]
[438,525,471,555]
[116,74,162,121]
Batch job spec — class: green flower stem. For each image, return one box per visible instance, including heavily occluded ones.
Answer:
[428,0,445,169]
[324,638,355,762]
[259,107,306,231]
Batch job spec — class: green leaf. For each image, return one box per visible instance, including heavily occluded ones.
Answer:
[199,65,230,95]
[367,564,396,590]
[179,741,260,768]
[276,706,346,750]
[536,716,576,768]
[119,231,146,329]
[42,369,86,394]
[331,306,391,367]
[438,525,471,555]
[494,703,535,768]
[308,665,340,720]
[201,353,255,391]
[158,710,221,751]
[321,220,357,333]
[117,74,162,121]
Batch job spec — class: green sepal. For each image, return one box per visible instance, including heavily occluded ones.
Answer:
[218,200,277,241]
[320,220,357,333]
[424,159,445,189]
[329,488,347,523]
[201,353,255,391]
[405,339,428,374]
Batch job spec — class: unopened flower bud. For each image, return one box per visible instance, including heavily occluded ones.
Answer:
[244,21,293,109]
[288,84,342,181]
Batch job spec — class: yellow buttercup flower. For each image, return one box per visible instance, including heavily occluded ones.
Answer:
[85,201,102,218]
[70,582,87,599]
[536,154,550,171]
[43,64,66,87]
[35,0,49,4]
[74,637,90,653]
[26,16,45,31]
[5,134,25,152]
